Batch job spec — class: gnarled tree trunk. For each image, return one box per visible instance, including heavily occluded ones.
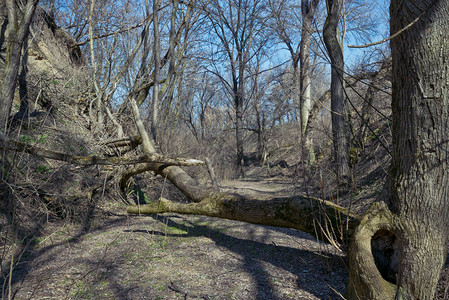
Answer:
[347,1,449,299]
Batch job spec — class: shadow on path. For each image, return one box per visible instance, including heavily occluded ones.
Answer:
[127,213,347,299]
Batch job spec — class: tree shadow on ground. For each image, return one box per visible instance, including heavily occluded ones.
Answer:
[0,202,132,299]
[127,214,347,299]
[1,205,347,299]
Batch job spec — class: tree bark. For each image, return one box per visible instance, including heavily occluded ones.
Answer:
[235,80,245,179]
[323,0,351,185]
[127,194,359,244]
[15,31,29,121]
[347,1,449,299]
[88,0,103,129]
[205,157,218,188]
[299,0,319,166]
[356,57,391,149]
[151,0,161,141]
[0,0,39,132]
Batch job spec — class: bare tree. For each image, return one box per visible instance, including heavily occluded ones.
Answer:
[206,0,270,178]
[269,0,320,165]
[323,0,351,185]
[298,0,319,165]
[151,0,161,141]
[347,0,449,298]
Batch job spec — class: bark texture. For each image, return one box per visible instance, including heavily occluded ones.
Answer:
[0,0,39,132]
[299,0,319,166]
[127,194,359,244]
[151,0,161,141]
[389,0,449,298]
[323,0,351,184]
[346,202,399,299]
[347,1,449,299]
[235,76,245,178]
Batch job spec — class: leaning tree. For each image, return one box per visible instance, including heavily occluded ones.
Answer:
[323,0,352,185]
[347,0,449,299]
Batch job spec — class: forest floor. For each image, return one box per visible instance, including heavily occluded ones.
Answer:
[6,176,349,300]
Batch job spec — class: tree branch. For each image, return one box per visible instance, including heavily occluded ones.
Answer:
[0,132,204,167]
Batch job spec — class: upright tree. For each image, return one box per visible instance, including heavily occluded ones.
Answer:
[347,0,449,299]
[323,0,351,185]
[151,0,161,141]
[269,0,319,165]
[299,0,319,164]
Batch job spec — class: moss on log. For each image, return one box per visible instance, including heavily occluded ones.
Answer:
[127,193,360,243]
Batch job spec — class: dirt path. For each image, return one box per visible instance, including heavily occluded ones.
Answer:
[5,178,348,300]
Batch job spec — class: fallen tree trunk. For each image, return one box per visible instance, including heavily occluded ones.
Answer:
[123,97,360,244]
[119,98,221,202]
[127,193,360,244]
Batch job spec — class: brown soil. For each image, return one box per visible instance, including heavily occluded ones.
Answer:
[6,178,348,300]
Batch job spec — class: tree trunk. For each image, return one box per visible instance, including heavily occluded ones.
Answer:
[0,0,39,132]
[356,57,391,150]
[205,157,218,188]
[125,88,358,245]
[127,193,359,245]
[151,0,161,141]
[235,78,245,179]
[299,0,319,167]
[16,32,29,121]
[299,0,317,133]
[323,0,351,185]
[88,0,103,130]
[347,1,449,299]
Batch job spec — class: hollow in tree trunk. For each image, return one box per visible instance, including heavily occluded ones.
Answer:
[346,1,449,299]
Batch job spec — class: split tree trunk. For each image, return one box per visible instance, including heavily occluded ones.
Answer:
[347,1,449,299]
